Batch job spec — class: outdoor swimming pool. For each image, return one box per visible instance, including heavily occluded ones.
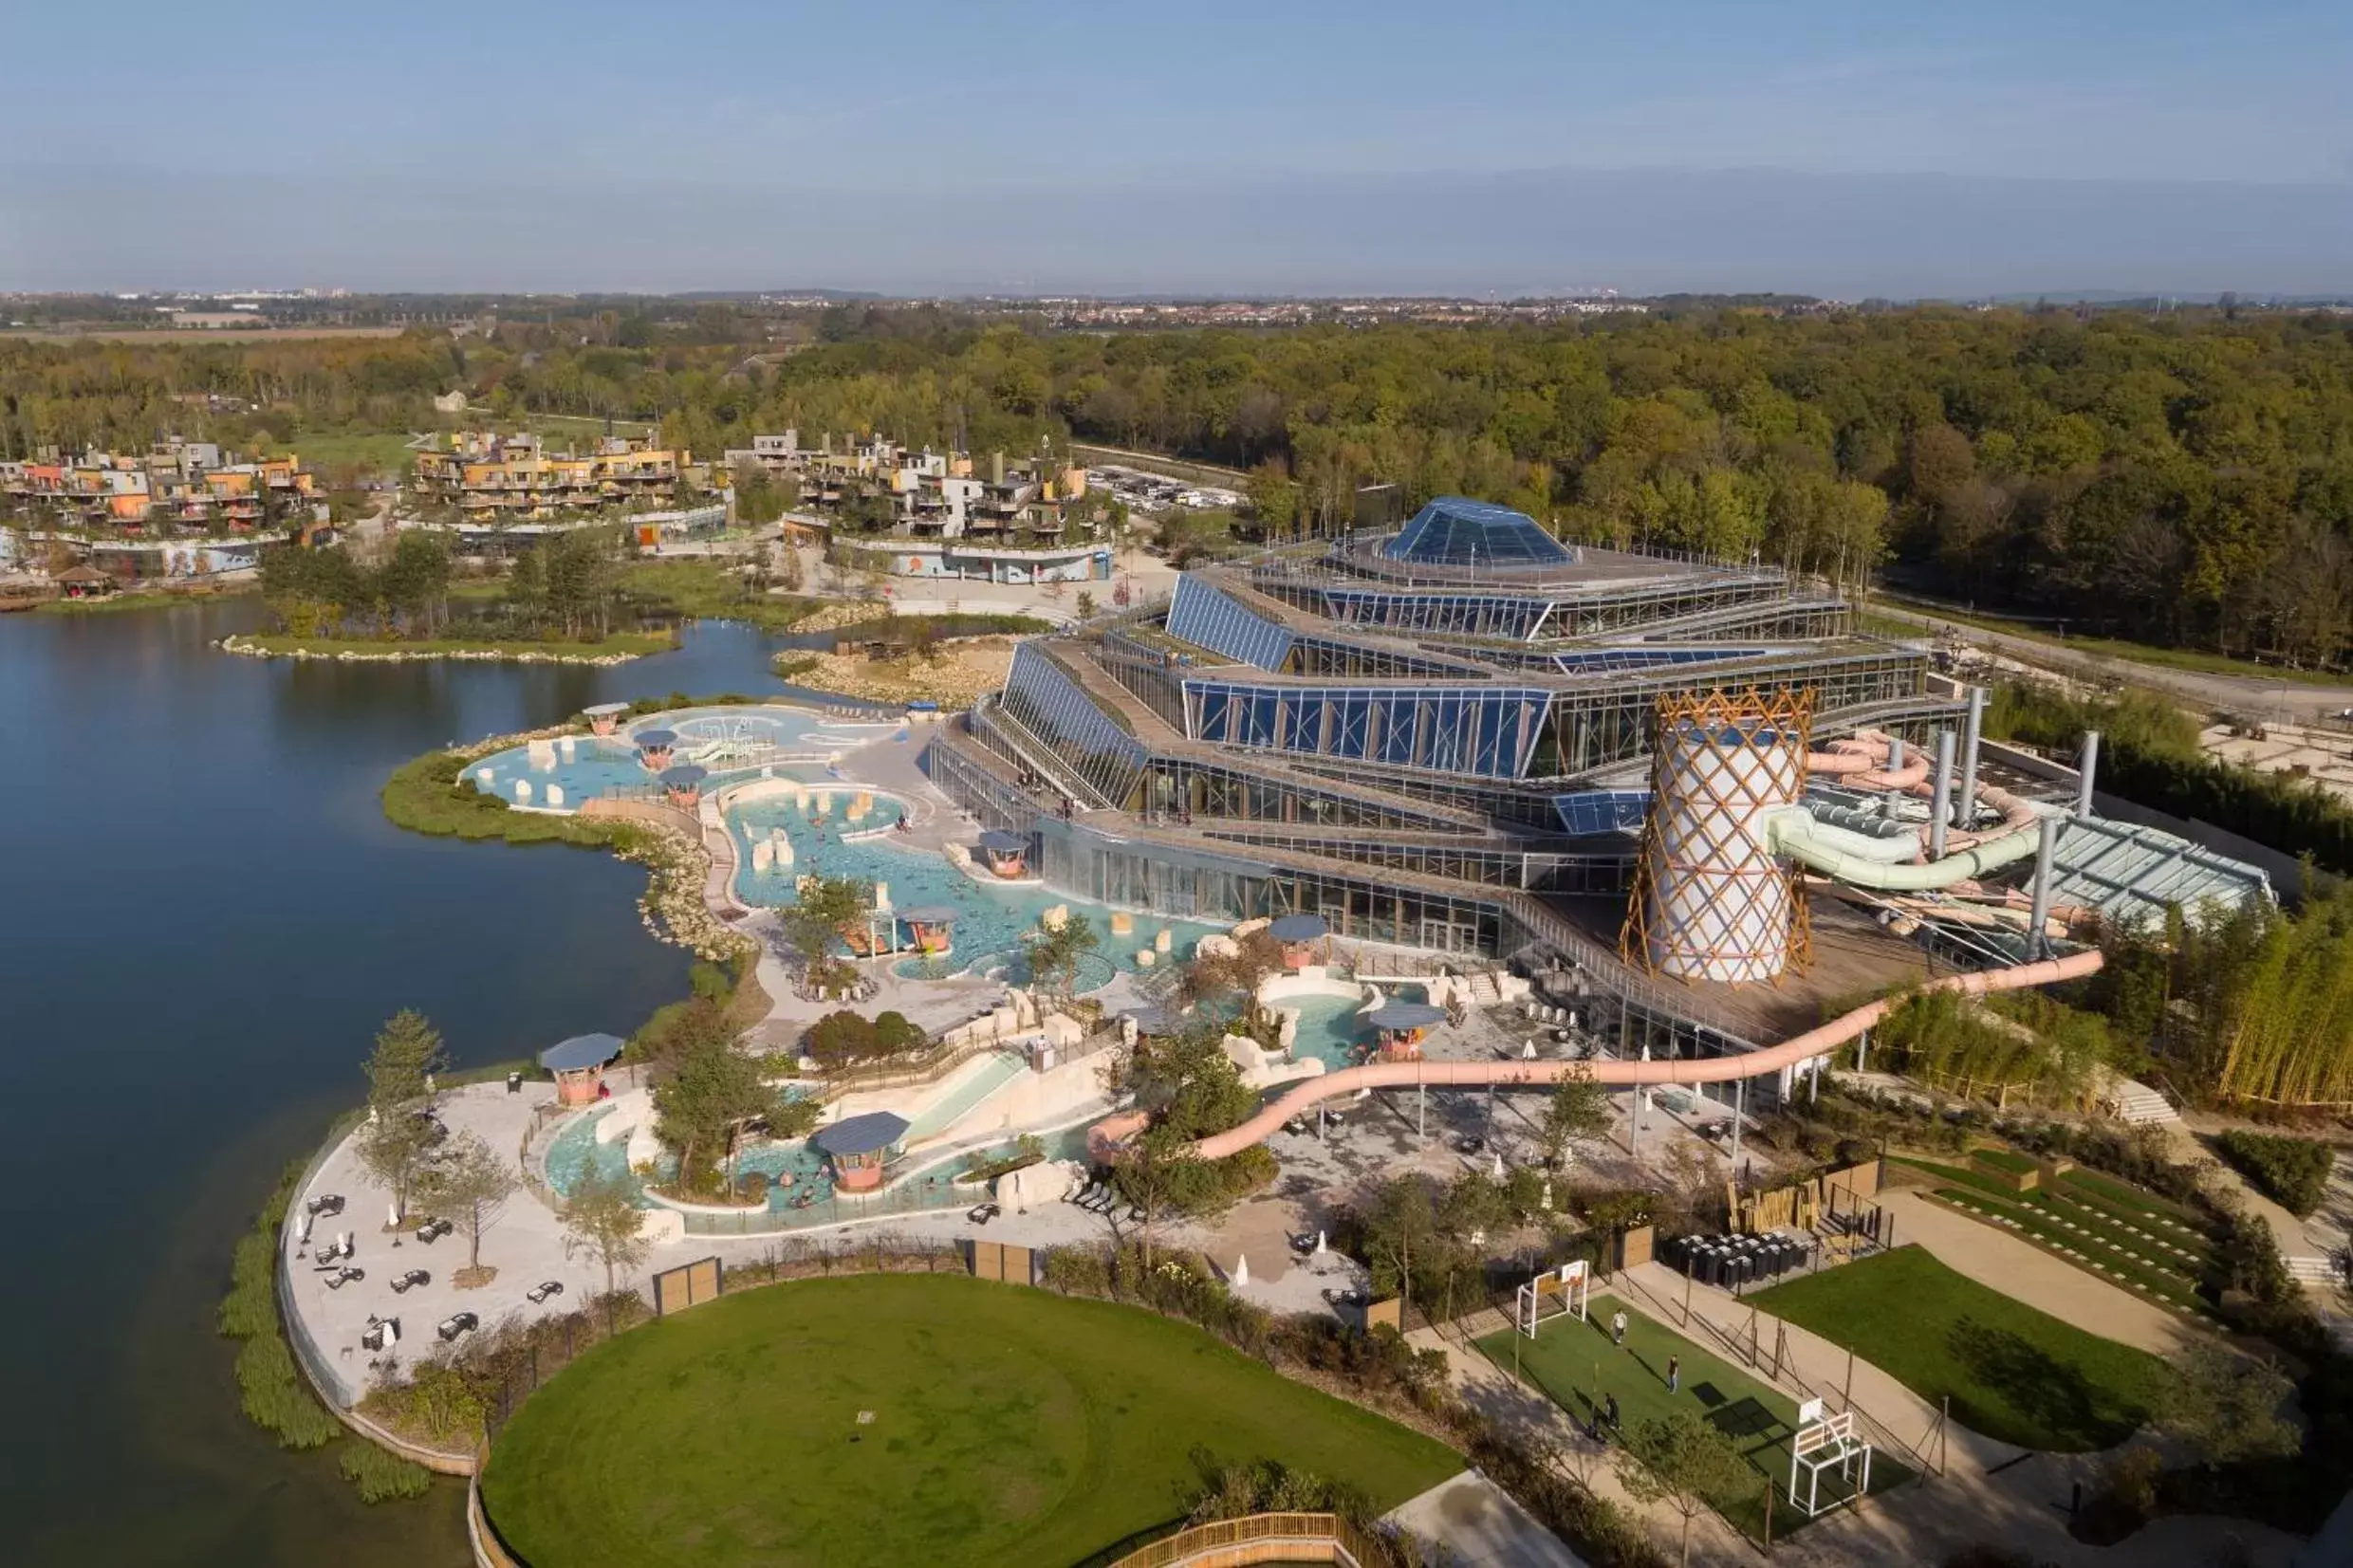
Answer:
[1275,984,1430,1069]
[722,792,1225,991]
[469,705,898,807]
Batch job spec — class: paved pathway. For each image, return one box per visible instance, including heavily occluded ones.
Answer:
[1385,1472,1588,1568]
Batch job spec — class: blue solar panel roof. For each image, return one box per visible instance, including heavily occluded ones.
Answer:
[1382,497,1575,567]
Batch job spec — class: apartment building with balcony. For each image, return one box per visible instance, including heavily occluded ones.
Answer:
[0,441,320,533]
[410,432,703,519]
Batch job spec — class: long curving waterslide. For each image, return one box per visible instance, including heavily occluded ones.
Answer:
[1188,950,2103,1159]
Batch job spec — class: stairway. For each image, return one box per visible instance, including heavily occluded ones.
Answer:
[2286,1254,2347,1287]
[1465,968,1503,1005]
[2105,1076,2180,1126]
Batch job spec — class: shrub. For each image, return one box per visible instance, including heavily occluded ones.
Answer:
[2213,1130,2336,1217]
[235,1334,343,1449]
[340,1443,435,1503]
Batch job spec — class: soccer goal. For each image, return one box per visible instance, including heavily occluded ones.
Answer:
[1788,1398,1873,1517]
[1515,1260,1590,1338]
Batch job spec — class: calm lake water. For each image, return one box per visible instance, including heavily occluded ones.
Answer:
[0,601,809,1565]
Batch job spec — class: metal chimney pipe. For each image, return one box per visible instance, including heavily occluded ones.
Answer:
[1886,734,1905,773]
[1930,731,1955,859]
[2077,730,2101,818]
[2027,813,2061,959]
[1956,687,1985,829]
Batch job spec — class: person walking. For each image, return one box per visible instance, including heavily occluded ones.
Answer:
[1604,1393,1621,1430]
[1666,1355,1680,1394]
[1611,1309,1628,1346]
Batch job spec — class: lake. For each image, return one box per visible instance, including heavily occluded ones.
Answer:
[0,600,811,1565]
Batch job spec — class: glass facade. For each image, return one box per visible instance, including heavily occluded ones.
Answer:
[1551,790,1653,836]
[995,644,1147,808]
[1164,575,1296,670]
[1382,497,1577,567]
[1185,679,1549,780]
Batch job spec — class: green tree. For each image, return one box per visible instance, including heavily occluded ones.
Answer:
[2154,1338,2299,1471]
[654,1035,781,1194]
[1614,1411,1748,1568]
[1357,1174,1441,1319]
[1021,912,1101,1008]
[1541,1065,1614,1167]
[779,874,872,983]
[354,1010,450,1218]
[559,1167,653,1297]
[417,1130,518,1275]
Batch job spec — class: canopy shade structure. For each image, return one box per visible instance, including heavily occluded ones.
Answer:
[905,699,941,711]
[897,905,960,924]
[581,702,630,717]
[539,1032,625,1072]
[1380,497,1575,568]
[635,729,677,747]
[658,765,709,787]
[1267,913,1330,943]
[1363,1001,1448,1031]
[976,829,1030,852]
[812,1111,911,1157]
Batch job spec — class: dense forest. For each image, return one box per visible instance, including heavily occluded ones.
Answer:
[6,303,2352,664]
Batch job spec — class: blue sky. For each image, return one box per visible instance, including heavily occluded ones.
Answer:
[3,0,2348,295]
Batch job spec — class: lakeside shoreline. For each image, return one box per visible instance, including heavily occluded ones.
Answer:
[218,631,672,665]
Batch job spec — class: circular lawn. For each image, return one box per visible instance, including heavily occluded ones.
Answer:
[481,1272,1460,1568]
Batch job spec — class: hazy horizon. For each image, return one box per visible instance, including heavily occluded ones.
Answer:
[5,0,2347,300]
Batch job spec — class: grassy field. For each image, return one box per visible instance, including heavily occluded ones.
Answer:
[1475,1294,1909,1542]
[1750,1247,2171,1452]
[621,558,823,633]
[35,586,256,615]
[265,427,424,479]
[1873,600,2349,688]
[482,1274,1459,1568]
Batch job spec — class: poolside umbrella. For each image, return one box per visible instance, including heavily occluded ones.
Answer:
[581,702,629,717]
[1267,913,1329,943]
[1362,1001,1447,1032]
[1232,1254,1250,1286]
[634,729,677,747]
[658,765,709,788]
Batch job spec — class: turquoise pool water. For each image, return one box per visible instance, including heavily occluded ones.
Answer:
[723,794,1224,991]
[1276,983,1429,1069]
[470,705,897,807]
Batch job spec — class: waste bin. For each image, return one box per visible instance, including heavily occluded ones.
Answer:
[506,1071,524,1095]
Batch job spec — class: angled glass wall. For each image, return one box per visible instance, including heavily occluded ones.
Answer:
[996,644,1147,808]
[1164,576,1296,670]
[1184,679,1549,780]
[1382,497,1577,566]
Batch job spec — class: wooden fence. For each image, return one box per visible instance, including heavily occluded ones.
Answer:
[1105,1511,1377,1568]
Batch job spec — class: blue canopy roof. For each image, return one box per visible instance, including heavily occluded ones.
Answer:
[812,1111,911,1157]
[1268,913,1330,942]
[1363,1001,1448,1030]
[905,699,941,711]
[658,765,708,786]
[539,1031,625,1071]
[635,729,677,747]
[1381,497,1575,567]
[976,829,1029,852]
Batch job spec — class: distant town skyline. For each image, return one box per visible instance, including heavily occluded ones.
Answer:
[4,0,2347,298]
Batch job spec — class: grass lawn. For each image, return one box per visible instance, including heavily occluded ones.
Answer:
[1474,1296,1911,1541]
[483,1274,1459,1568]
[1871,600,2350,687]
[621,558,824,633]
[1750,1247,2171,1452]
[264,426,425,479]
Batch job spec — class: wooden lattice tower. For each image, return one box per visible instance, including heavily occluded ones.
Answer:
[1622,689,1815,985]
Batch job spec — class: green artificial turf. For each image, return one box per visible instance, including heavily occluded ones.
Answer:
[1750,1247,2171,1452]
[1474,1296,1911,1541]
[482,1274,1459,1568]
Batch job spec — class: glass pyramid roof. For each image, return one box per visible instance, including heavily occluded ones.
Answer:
[1381,497,1574,567]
